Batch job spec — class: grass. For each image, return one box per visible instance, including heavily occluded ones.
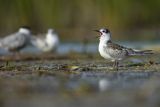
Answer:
[0,1,160,41]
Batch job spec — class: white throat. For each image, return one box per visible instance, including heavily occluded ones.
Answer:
[100,33,111,44]
[19,28,31,34]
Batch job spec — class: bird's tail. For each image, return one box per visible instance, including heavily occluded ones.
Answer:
[129,49,153,56]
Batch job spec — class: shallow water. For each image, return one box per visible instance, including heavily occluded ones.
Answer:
[0,58,159,107]
[0,41,159,55]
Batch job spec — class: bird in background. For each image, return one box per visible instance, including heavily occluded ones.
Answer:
[31,28,59,52]
[0,26,32,53]
[94,28,153,70]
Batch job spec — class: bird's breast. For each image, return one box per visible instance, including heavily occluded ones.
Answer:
[98,43,111,60]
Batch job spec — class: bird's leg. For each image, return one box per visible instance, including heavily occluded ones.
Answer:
[112,60,119,71]
[115,61,119,71]
[14,51,22,59]
[5,61,9,67]
[113,61,116,68]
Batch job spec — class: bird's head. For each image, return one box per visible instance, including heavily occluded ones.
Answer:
[19,26,31,35]
[94,28,111,42]
[47,28,55,34]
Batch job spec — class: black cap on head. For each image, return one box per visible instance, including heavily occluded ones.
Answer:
[100,28,110,33]
[20,26,31,30]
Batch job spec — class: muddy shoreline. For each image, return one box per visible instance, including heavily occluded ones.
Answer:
[0,53,159,107]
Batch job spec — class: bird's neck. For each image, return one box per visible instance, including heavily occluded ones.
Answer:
[100,33,111,44]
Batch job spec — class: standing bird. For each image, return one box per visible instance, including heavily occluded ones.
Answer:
[94,28,153,70]
[0,26,32,53]
[31,28,59,52]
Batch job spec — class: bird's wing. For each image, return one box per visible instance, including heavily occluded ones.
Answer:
[30,36,47,49]
[106,41,153,56]
[128,49,153,55]
[105,42,129,59]
[0,33,26,50]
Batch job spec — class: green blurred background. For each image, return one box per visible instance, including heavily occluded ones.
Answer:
[0,0,160,41]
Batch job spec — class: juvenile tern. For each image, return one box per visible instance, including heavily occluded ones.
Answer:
[94,28,153,70]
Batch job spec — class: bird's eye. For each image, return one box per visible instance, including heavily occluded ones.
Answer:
[102,30,105,33]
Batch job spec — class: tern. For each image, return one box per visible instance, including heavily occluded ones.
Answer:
[31,28,59,52]
[0,26,32,53]
[94,28,153,70]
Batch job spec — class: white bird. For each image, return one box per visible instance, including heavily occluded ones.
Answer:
[94,28,153,70]
[0,26,32,53]
[31,29,59,52]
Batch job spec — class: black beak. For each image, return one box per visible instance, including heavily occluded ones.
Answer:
[93,30,100,33]
[93,30,101,38]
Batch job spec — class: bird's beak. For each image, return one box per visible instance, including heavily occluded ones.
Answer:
[93,30,100,33]
[93,30,101,38]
